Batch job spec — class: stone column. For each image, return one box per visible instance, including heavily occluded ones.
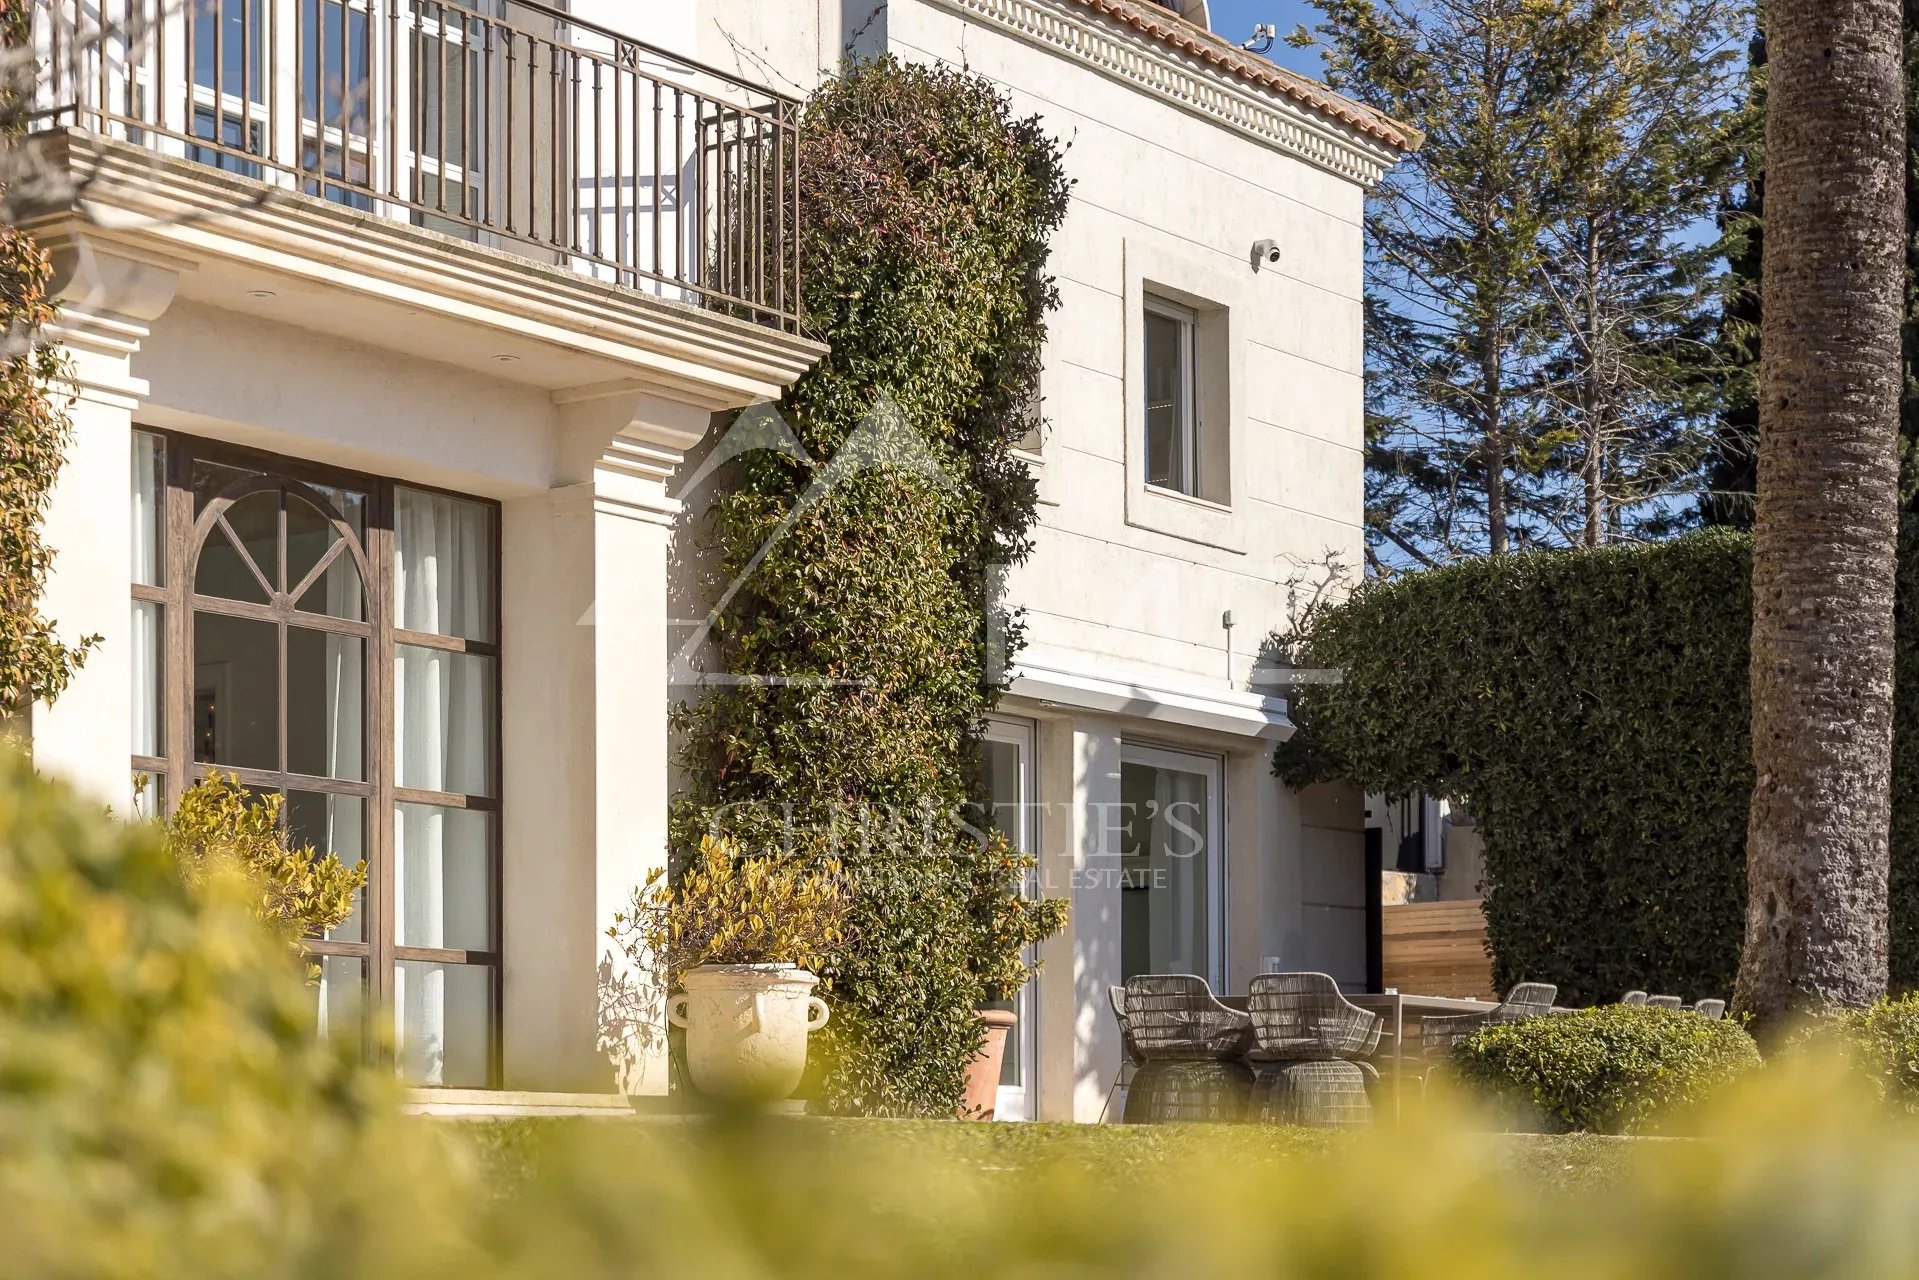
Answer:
[1031,713,1128,1122]
[499,386,707,1094]
[30,238,180,805]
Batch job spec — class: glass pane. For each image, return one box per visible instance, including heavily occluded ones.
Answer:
[977,736,1030,1092]
[287,628,365,781]
[395,488,496,642]
[288,791,366,943]
[394,804,494,951]
[193,457,255,515]
[288,494,364,621]
[193,612,279,770]
[196,493,276,602]
[1144,309,1190,493]
[132,432,165,587]
[301,0,372,133]
[309,482,368,542]
[1120,758,1212,982]
[978,738,1023,844]
[395,961,493,1087]
[394,646,496,797]
[132,600,164,757]
[192,0,265,96]
[309,955,366,1056]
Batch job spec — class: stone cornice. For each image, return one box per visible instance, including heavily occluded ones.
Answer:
[923,0,1411,187]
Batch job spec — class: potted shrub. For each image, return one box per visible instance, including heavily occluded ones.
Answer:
[961,832,1069,1119]
[614,835,851,1105]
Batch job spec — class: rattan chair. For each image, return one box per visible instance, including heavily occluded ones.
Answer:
[1247,972,1383,1060]
[1620,990,1649,1007]
[1645,994,1684,1010]
[1420,981,1558,1062]
[1099,985,1147,1122]
[1691,998,1727,1020]
[1245,972,1383,1127]
[1118,975,1254,1123]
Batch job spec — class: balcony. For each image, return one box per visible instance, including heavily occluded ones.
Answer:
[30,0,803,334]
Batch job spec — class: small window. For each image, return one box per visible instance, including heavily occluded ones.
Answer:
[1143,296,1198,495]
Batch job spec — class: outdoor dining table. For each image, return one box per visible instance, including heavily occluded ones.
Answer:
[1346,991,1495,1122]
[1217,989,1497,1123]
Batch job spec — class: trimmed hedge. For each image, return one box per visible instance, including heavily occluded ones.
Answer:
[1451,1005,1762,1133]
[1276,523,1919,1005]
[1804,993,1919,1111]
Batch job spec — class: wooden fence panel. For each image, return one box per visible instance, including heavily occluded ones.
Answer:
[1381,899,1494,999]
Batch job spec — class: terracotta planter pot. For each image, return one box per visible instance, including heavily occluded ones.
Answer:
[667,963,829,1104]
[962,1007,1018,1120]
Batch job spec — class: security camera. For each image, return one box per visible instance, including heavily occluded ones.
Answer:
[1251,238,1281,272]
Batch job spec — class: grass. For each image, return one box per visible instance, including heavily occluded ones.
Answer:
[459,1116,1637,1198]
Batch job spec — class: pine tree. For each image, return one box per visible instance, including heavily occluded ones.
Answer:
[1304,0,1747,568]
[1532,0,1748,545]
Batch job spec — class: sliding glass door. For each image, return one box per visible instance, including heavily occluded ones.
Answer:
[1120,743,1224,985]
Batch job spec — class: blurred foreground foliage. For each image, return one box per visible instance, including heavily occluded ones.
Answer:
[0,752,459,1279]
[19,753,1919,1277]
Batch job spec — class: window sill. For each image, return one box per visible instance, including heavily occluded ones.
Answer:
[1144,482,1232,514]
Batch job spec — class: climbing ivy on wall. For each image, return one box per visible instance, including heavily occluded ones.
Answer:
[672,58,1070,1115]
[0,1,91,714]
[1275,525,1919,1006]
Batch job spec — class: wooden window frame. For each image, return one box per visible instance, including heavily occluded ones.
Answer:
[131,428,504,1087]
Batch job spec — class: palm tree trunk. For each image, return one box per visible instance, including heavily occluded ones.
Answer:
[1735,0,1906,1029]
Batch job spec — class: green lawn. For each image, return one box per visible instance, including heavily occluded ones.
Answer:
[460,1116,1637,1198]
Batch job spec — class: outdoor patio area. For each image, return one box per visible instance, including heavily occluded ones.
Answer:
[1105,973,1733,1128]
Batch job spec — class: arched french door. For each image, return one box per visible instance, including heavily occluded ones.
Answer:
[132,430,500,1087]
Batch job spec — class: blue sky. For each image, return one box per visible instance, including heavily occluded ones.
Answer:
[1204,0,1326,78]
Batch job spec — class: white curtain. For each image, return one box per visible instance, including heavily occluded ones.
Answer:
[391,488,492,1085]
[130,433,164,762]
[1145,766,1210,977]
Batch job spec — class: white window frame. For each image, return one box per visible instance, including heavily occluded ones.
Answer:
[1120,741,1226,988]
[1142,294,1199,498]
[983,715,1039,1122]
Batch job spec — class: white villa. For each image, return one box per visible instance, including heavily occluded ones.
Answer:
[22,0,1412,1119]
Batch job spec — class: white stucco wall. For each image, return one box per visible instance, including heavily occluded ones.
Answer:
[651,0,1381,1120]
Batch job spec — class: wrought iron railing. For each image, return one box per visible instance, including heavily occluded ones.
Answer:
[32,0,803,331]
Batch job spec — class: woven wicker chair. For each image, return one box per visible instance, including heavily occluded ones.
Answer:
[1245,972,1383,1127]
[1620,990,1649,1007]
[1247,972,1383,1060]
[1099,985,1147,1122]
[1420,981,1558,1062]
[1118,975,1254,1124]
[1692,998,1727,1020]
[1645,994,1684,1010]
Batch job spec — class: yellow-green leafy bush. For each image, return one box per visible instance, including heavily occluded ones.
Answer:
[0,751,457,1279]
[966,831,1068,1000]
[1801,991,1919,1110]
[1450,1004,1762,1133]
[612,834,851,985]
[163,770,366,947]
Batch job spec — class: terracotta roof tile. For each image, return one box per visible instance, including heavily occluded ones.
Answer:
[1062,0,1422,152]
